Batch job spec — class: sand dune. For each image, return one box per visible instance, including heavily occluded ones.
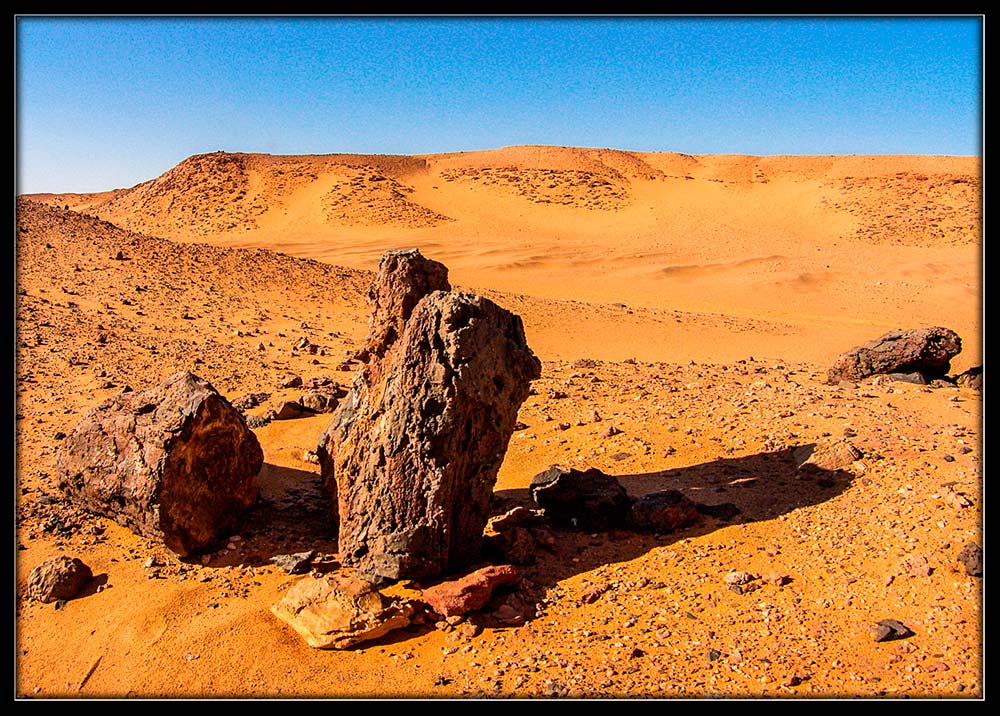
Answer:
[16,146,982,699]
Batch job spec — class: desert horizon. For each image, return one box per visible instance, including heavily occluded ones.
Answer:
[15,143,983,699]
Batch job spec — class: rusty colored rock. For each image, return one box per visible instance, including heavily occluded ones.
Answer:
[826,327,962,384]
[270,573,414,649]
[319,250,541,580]
[421,564,521,617]
[26,555,93,603]
[354,248,451,369]
[55,371,262,556]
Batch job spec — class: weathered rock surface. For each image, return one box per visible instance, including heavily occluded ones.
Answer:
[270,550,316,575]
[319,249,541,580]
[957,542,982,577]
[421,564,521,617]
[794,439,863,472]
[353,247,451,369]
[55,371,263,556]
[954,366,982,391]
[626,489,702,533]
[25,555,93,603]
[270,573,414,649]
[826,327,962,384]
[530,466,631,530]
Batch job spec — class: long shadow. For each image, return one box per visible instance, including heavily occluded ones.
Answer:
[180,462,339,570]
[475,444,854,626]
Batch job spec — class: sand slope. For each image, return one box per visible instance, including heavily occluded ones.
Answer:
[15,147,982,699]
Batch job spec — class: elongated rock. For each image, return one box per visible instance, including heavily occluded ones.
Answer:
[55,371,262,556]
[826,327,962,384]
[319,249,541,580]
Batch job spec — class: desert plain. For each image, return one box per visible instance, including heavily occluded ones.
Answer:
[15,145,982,698]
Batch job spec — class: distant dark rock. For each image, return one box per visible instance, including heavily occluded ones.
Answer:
[826,327,962,384]
[530,466,631,530]
[270,550,316,575]
[874,619,914,642]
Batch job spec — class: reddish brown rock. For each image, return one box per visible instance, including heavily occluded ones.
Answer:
[319,250,541,580]
[353,247,451,369]
[826,327,962,384]
[421,565,521,617]
[26,555,93,603]
[55,371,262,556]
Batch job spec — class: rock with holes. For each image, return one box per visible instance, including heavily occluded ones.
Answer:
[26,555,93,603]
[55,371,262,556]
[826,327,962,384]
[319,249,541,580]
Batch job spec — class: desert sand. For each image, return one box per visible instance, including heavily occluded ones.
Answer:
[16,146,982,699]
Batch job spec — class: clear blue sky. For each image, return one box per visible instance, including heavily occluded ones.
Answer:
[15,15,983,194]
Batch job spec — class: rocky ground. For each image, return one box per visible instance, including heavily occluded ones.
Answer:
[14,186,982,699]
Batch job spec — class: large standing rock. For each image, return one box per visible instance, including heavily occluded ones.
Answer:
[354,247,451,369]
[318,249,541,580]
[270,573,415,649]
[826,327,962,384]
[55,371,263,556]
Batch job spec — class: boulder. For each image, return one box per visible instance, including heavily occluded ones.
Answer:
[26,555,93,603]
[319,250,541,580]
[530,466,631,530]
[270,573,414,649]
[626,489,701,533]
[55,371,262,556]
[421,564,521,617]
[794,439,863,472]
[826,327,962,384]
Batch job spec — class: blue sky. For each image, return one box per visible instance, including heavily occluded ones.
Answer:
[15,15,983,194]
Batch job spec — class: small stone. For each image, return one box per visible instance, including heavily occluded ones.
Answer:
[957,542,982,577]
[26,555,93,603]
[724,571,757,586]
[874,619,913,642]
[270,551,315,575]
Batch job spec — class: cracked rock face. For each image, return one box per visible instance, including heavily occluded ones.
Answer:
[318,249,541,580]
[55,371,263,556]
[826,327,962,384]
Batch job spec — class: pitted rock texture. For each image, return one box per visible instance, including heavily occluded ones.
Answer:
[319,250,541,580]
[826,327,962,384]
[355,248,451,368]
[25,555,93,603]
[55,371,263,556]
